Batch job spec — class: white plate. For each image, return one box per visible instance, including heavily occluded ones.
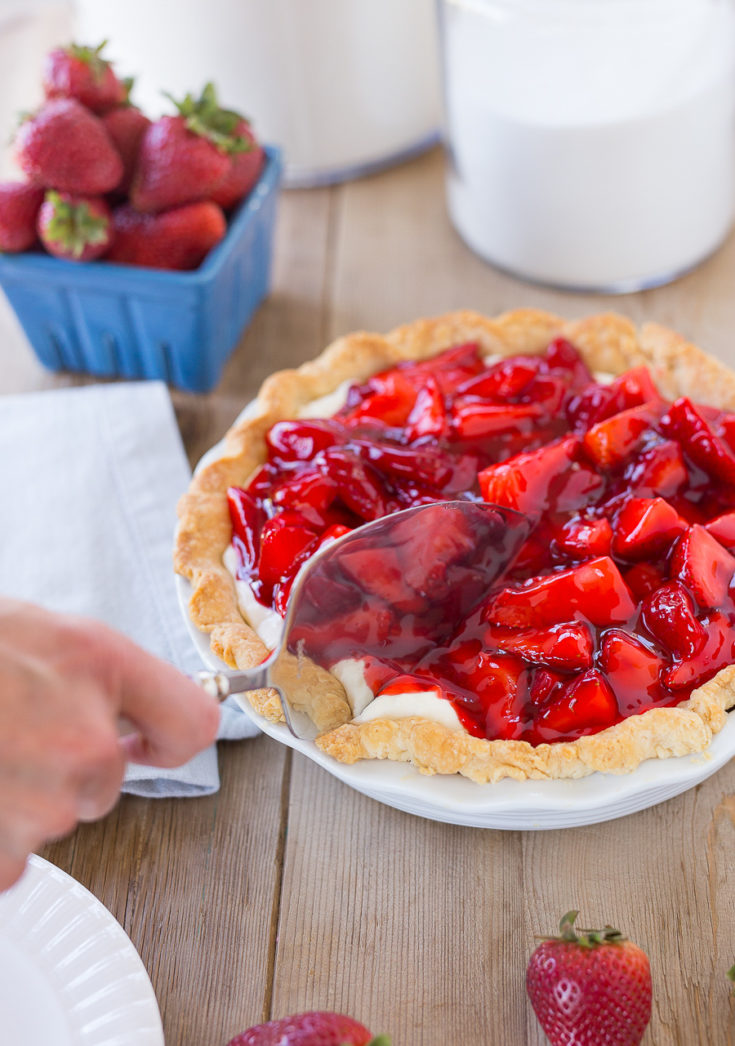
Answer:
[181,407,735,830]
[0,855,164,1045]
[178,571,735,830]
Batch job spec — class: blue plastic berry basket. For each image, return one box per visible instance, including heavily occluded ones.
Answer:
[0,147,282,393]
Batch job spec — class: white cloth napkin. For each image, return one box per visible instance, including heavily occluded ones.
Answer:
[0,380,259,797]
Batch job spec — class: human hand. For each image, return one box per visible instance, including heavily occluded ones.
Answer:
[0,597,220,890]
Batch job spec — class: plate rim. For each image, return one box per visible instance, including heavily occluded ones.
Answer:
[0,854,164,1045]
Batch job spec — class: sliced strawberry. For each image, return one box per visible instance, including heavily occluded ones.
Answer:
[603,366,663,415]
[544,337,593,388]
[452,401,543,440]
[612,497,688,560]
[556,517,613,558]
[350,439,458,489]
[319,447,391,521]
[533,669,619,742]
[583,402,663,469]
[599,631,667,715]
[478,436,578,515]
[566,382,614,432]
[257,516,318,588]
[625,439,688,498]
[266,419,343,463]
[272,469,338,519]
[662,397,735,485]
[706,511,735,551]
[553,464,605,513]
[624,562,666,601]
[663,611,735,690]
[227,486,265,575]
[484,556,636,628]
[336,544,421,613]
[483,621,594,671]
[455,651,530,741]
[404,376,448,441]
[528,667,566,708]
[457,355,541,399]
[397,342,485,393]
[671,524,735,609]
[641,581,708,661]
[340,369,418,427]
[518,375,568,415]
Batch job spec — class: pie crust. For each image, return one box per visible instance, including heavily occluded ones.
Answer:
[174,309,735,783]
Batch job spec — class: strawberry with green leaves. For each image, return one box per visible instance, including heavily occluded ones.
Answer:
[15,99,123,195]
[226,1011,390,1046]
[526,910,652,1046]
[37,191,112,262]
[130,82,253,213]
[43,40,128,114]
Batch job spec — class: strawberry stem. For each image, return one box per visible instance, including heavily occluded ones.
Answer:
[539,910,627,949]
[727,964,735,987]
[67,40,111,83]
[166,81,252,154]
[44,191,108,259]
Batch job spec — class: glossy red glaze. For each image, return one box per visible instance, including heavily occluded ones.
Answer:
[228,341,735,745]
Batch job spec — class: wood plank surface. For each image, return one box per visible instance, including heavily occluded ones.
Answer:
[0,145,732,1044]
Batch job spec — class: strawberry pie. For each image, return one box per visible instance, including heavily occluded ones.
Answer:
[175,310,735,782]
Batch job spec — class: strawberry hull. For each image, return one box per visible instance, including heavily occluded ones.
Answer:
[0,147,281,392]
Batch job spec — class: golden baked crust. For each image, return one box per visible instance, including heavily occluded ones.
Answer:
[174,309,735,782]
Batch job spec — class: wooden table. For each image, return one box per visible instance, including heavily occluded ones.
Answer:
[4,147,735,1045]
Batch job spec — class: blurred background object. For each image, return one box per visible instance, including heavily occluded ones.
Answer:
[438,0,735,292]
[74,0,442,187]
[0,0,72,178]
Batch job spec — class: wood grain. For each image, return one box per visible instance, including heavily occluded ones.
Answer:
[2,145,734,1044]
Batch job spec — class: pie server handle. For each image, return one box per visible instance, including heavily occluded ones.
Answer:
[195,666,271,701]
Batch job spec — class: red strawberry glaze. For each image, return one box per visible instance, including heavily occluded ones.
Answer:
[227,341,735,747]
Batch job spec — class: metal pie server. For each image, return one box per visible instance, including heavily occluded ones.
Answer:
[195,500,532,741]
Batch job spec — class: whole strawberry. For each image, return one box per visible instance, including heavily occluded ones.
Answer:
[107,201,226,270]
[37,191,112,261]
[210,117,264,210]
[526,911,652,1046]
[15,99,123,195]
[226,1010,390,1046]
[130,82,252,213]
[43,40,127,114]
[0,182,44,251]
[102,105,151,195]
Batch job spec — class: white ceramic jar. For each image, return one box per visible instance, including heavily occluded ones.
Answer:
[438,0,735,291]
[74,0,442,187]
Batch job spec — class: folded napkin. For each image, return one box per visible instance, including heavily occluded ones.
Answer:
[0,381,259,797]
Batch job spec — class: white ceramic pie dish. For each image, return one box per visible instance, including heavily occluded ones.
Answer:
[178,393,735,830]
[177,571,735,830]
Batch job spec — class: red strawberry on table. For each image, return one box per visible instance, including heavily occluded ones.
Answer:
[131,83,252,213]
[102,105,151,196]
[0,182,44,251]
[15,99,123,195]
[42,40,128,114]
[107,201,226,270]
[226,1011,390,1046]
[211,117,264,209]
[527,911,651,1046]
[37,191,112,261]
